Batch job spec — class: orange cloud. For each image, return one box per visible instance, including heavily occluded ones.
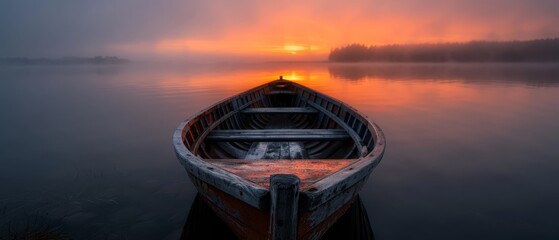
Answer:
[107,1,559,60]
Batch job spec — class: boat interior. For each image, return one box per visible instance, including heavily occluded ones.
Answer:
[179,80,380,189]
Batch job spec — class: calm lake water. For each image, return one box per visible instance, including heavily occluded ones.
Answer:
[1,63,559,239]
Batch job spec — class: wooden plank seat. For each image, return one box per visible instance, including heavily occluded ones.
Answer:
[206,129,350,141]
[241,107,318,114]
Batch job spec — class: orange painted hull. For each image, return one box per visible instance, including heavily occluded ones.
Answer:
[189,174,359,240]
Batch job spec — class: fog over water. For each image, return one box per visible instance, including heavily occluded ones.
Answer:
[1,63,558,239]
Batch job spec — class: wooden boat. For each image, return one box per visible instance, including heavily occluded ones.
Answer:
[173,77,385,240]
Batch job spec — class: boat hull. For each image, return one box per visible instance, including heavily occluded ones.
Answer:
[173,79,386,239]
[188,173,367,240]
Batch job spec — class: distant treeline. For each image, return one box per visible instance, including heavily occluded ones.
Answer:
[327,63,559,87]
[0,56,129,65]
[329,39,559,62]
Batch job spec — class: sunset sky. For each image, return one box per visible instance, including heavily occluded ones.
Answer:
[1,0,559,61]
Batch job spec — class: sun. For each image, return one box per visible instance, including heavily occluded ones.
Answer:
[283,45,306,54]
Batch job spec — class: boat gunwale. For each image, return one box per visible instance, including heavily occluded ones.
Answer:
[283,81,385,210]
[173,82,273,209]
[172,79,386,211]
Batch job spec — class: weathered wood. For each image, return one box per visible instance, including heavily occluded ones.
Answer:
[300,199,354,240]
[174,135,269,209]
[189,175,270,239]
[279,142,289,159]
[264,142,290,159]
[207,129,350,141]
[300,178,368,232]
[270,174,300,240]
[245,141,307,160]
[301,156,380,210]
[173,78,386,240]
[241,107,318,114]
[289,142,307,159]
[188,176,373,240]
[215,142,247,159]
[191,96,265,153]
[304,101,364,155]
[206,159,355,190]
[245,142,269,159]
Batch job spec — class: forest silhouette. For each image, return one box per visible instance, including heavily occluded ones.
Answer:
[329,39,559,62]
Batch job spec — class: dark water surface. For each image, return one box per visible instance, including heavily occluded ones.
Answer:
[1,63,559,239]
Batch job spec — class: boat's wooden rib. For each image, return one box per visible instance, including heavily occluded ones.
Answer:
[207,129,350,141]
[310,142,347,159]
[191,96,265,154]
[305,101,366,156]
[173,78,386,240]
[241,107,318,114]
[215,142,247,159]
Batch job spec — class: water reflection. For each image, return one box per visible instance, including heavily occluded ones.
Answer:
[181,194,374,240]
[1,63,559,239]
[328,63,559,87]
